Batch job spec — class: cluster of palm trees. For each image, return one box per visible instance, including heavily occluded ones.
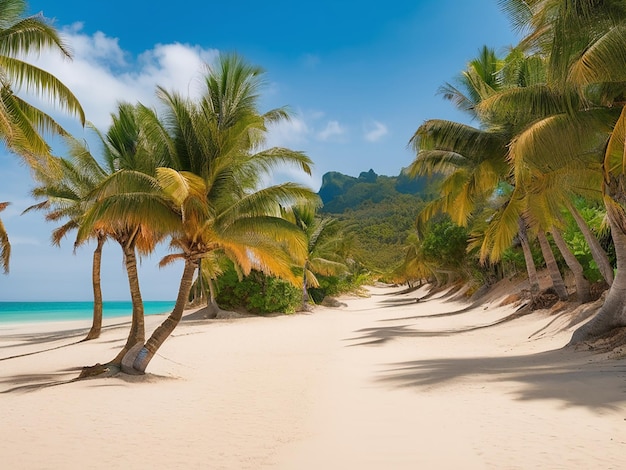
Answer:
[34,56,335,374]
[0,1,353,374]
[408,0,626,344]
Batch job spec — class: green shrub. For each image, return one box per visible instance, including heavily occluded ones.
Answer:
[215,268,301,314]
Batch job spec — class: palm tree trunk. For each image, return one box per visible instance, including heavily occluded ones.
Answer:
[518,218,540,298]
[551,227,591,303]
[537,230,568,301]
[84,234,105,341]
[301,264,310,311]
[203,276,223,318]
[566,201,614,286]
[111,243,145,365]
[569,210,626,344]
[129,258,197,374]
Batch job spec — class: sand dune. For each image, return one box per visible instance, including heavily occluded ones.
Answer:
[1,284,625,469]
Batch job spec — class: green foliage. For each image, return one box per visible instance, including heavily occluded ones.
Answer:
[308,267,373,303]
[501,247,526,277]
[560,201,614,283]
[325,198,426,272]
[421,218,469,267]
[215,268,301,314]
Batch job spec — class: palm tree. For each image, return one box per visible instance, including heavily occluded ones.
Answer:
[284,204,349,310]
[0,0,84,157]
[427,45,611,303]
[0,201,10,273]
[392,232,434,286]
[551,226,591,303]
[409,47,546,295]
[76,103,181,363]
[25,148,109,340]
[497,0,626,341]
[90,54,319,374]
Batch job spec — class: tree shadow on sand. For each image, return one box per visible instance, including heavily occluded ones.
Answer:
[0,365,177,393]
[0,321,133,361]
[348,289,626,411]
[0,368,86,393]
[345,307,533,347]
[376,348,626,411]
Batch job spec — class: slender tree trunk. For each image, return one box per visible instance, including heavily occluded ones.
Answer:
[111,243,145,365]
[301,264,310,311]
[569,210,626,344]
[518,218,540,298]
[197,258,204,304]
[83,234,105,341]
[566,201,614,286]
[537,230,569,301]
[551,227,591,303]
[207,275,216,307]
[203,276,223,318]
[127,258,197,374]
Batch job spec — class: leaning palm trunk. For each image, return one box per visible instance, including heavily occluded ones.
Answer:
[83,234,105,341]
[126,258,197,374]
[569,211,626,345]
[537,231,569,301]
[551,227,591,303]
[566,201,614,286]
[111,244,145,364]
[518,218,540,298]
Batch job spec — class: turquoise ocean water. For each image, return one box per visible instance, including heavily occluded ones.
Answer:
[0,301,175,324]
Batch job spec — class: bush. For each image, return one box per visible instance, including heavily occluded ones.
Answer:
[216,269,301,314]
[421,219,468,267]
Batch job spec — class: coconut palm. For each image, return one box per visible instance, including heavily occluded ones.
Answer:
[284,204,349,310]
[497,0,626,341]
[443,45,615,301]
[69,103,182,365]
[92,55,319,374]
[0,0,84,157]
[0,201,10,273]
[409,47,546,295]
[25,147,109,340]
[392,231,435,286]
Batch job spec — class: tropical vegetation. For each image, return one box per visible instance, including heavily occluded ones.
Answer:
[9,0,626,378]
[0,0,84,273]
[73,55,320,374]
[407,0,626,346]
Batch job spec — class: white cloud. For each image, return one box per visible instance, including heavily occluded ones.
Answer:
[17,24,219,129]
[364,121,389,142]
[317,120,346,141]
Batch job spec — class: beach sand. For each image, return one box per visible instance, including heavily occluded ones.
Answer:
[1,284,625,469]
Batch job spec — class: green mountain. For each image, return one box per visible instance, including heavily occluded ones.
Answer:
[317,168,434,272]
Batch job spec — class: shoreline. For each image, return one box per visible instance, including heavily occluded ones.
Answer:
[0,300,177,326]
[2,284,625,469]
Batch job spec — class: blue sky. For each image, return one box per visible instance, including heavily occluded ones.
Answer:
[0,1,519,301]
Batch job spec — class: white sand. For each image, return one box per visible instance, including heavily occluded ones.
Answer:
[1,284,625,469]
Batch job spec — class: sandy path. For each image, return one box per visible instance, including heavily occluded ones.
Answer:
[1,285,626,469]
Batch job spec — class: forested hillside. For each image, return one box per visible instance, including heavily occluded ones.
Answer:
[318,168,433,273]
